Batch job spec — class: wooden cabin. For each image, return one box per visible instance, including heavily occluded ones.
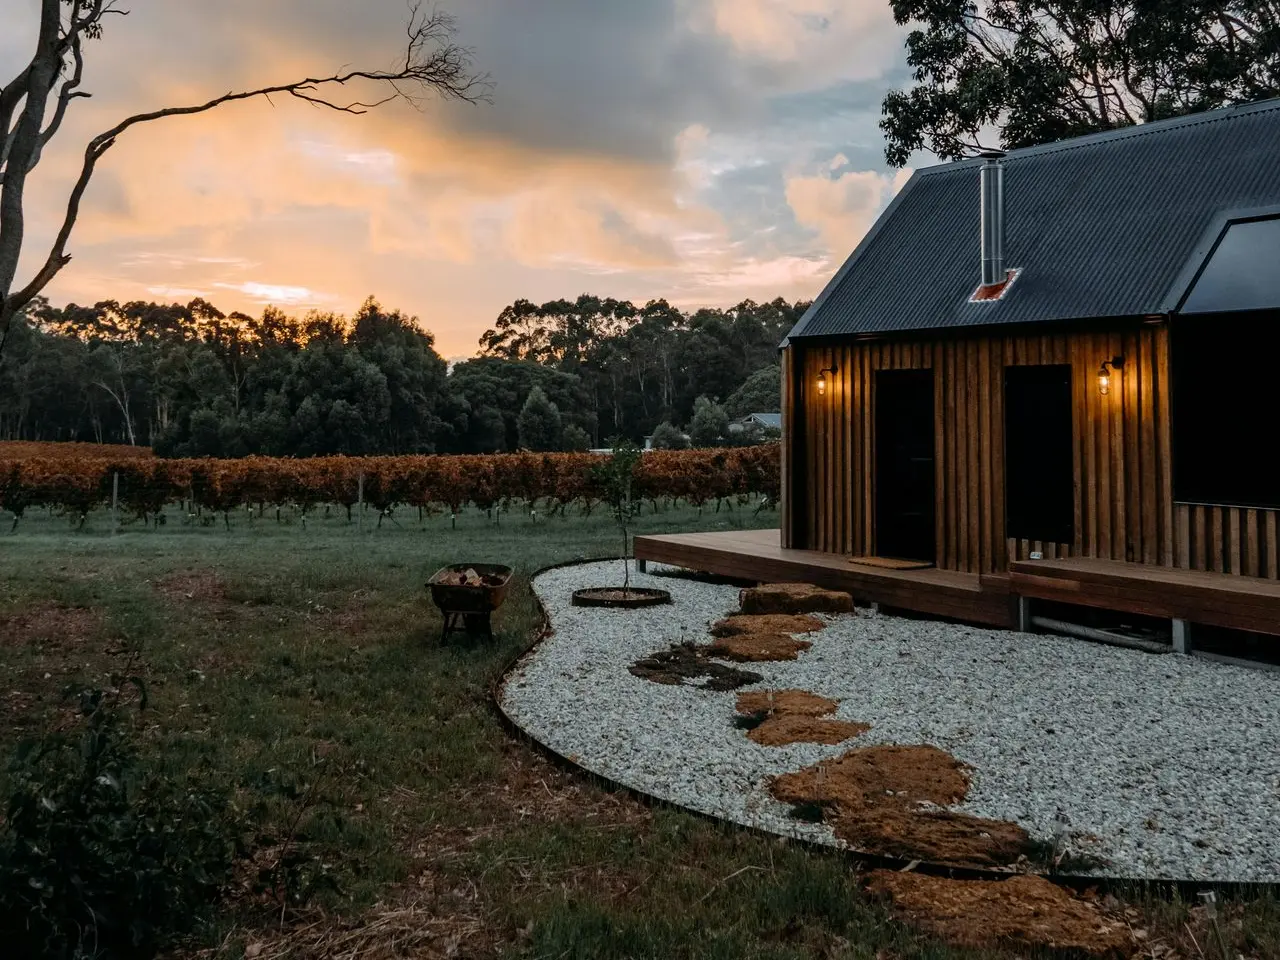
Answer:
[638,98,1280,655]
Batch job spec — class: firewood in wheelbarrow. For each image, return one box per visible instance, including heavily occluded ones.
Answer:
[443,568,481,586]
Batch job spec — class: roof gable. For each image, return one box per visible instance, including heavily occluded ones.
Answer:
[786,98,1280,342]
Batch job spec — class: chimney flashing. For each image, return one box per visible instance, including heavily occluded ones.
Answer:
[969,267,1021,303]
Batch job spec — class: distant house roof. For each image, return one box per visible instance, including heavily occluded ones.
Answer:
[785,98,1280,342]
[739,413,782,429]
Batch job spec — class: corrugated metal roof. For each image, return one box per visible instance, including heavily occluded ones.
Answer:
[786,98,1280,342]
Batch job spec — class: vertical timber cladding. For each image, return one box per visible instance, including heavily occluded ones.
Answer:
[780,347,790,547]
[780,345,802,549]
[790,323,1280,577]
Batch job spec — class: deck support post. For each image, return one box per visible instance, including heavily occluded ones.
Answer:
[637,558,647,573]
[1171,618,1191,654]
[869,602,880,615]
[1016,595,1032,632]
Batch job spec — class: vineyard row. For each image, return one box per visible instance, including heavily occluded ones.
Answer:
[0,447,781,524]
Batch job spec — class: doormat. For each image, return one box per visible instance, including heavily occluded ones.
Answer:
[849,556,935,571]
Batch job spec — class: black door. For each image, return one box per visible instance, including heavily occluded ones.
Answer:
[874,369,936,563]
[1004,365,1074,544]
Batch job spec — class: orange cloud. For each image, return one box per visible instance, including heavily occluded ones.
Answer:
[785,165,913,256]
[698,0,901,85]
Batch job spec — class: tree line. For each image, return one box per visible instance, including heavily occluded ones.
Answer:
[0,293,802,457]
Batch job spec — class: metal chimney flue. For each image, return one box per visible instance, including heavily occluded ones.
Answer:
[979,150,1006,288]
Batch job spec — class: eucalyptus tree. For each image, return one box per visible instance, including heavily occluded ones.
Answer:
[881,0,1280,165]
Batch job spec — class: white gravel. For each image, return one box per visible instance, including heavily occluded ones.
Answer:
[499,560,1280,882]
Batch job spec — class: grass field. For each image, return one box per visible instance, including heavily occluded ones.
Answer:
[2,501,1278,959]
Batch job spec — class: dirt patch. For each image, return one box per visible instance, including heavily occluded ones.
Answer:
[630,643,763,691]
[866,870,1132,956]
[736,689,839,717]
[768,745,1034,869]
[705,632,812,662]
[711,613,824,637]
[747,715,870,746]
[0,604,133,738]
[0,602,101,652]
[153,570,228,603]
[739,583,854,615]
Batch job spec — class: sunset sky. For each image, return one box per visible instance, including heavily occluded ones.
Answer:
[5,0,925,358]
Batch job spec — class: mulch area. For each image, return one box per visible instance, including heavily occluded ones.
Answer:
[865,870,1132,956]
[710,613,824,637]
[734,689,869,747]
[768,744,1033,869]
[705,632,812,662]
[736,689,839,717]
[744,714,870,747]
[699,591,845,664]
[738,583,855,615]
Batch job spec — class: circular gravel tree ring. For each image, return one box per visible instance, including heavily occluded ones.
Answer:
[571,587,672,608]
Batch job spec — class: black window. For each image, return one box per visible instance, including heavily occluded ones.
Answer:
[1172,314,1280,508]
[1004,365,1074,543]
[1181,217,1280,315]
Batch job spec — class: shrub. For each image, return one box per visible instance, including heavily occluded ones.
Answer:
[648,422,688,450]
[724,364,780,419]
[688,396,729,448]
[561,424,592,452]
[517,386,563,452]
[0,690,239,960]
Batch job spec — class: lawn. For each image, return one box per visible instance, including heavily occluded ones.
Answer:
[2,500,1277,959]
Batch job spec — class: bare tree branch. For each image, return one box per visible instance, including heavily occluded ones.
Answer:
[0,3,490,358]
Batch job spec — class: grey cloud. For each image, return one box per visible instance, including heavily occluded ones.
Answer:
[438,0,760,164]
[8,0,906,171]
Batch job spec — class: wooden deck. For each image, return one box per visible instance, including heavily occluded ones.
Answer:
[636,529,1280,640]
[633,529,1016,627]
[1010,556,1280,637]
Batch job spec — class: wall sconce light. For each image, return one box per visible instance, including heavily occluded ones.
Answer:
[816,364,838,396]
[1097,355,1124,395]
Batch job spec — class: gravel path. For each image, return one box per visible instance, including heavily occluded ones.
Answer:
[499,561,1280,882]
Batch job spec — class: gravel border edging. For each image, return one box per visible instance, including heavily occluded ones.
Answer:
[486,559,1280,900]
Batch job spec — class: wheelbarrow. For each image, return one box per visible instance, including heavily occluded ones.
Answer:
[426,563,513,642]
